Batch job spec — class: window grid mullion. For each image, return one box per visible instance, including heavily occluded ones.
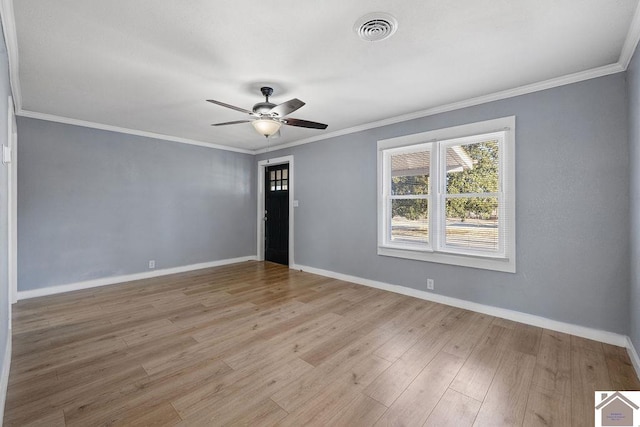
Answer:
[444,192,501,199]
[389,195,430,200]
[438,139,444,257]
[384,151,392,245]
[428,142,435,249]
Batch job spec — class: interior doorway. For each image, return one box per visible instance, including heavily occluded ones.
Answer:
[257,156,294,266]
[264,163,289,265]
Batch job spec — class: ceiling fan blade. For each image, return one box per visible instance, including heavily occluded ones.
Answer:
[283,118,328,130]
[207,99,252,114]
[211,120,252,126]
[269,98,305,117]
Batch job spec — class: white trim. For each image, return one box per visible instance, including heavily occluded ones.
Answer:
[620,0,640,69]
[7,97,16,306]
[379,142,434,253]
[0,0,21,113]
[257,155,295,266]
[0,330,10,426]
[17,110,254,155]
[376,247,515,273]
[0,0,634,157]
[259,64,623,154]
[17,63,627,157]
[377,117,516,273]
[14,62,626,158]
[16,256,256,300]
[290,263,628,348]
[627,336,640,382]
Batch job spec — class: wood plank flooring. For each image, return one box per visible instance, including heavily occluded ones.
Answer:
[4,261,639,426]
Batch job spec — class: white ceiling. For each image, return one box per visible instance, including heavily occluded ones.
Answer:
[5,1,640,152]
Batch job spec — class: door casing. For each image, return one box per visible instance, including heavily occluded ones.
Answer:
[7,96,16,309]
[257,155,294,266]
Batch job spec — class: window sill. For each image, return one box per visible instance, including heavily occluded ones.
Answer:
[377,246,516,273]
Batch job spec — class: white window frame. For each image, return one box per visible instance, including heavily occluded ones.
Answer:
[377,116,516,273]
[382,143,434,251]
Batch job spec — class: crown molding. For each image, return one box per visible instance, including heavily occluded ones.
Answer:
[1,0,635,156]
[17,110,254,154]
[1,1,252,155]
[19,62,626,157]
[259,62,625,154]
[620,0,640,69]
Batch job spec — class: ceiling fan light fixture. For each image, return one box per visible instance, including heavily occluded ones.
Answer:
[252,118,282,137]
[208,87,327,137]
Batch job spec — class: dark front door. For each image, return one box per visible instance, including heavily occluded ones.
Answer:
[265,164,289,265]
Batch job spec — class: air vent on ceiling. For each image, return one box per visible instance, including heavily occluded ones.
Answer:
[354,13,398,42]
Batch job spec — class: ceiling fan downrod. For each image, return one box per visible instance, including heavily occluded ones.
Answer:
[260,86,273,103]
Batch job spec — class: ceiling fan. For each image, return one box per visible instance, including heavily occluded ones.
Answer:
[207,87,328,138]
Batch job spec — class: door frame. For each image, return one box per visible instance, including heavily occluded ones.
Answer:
[257,155,294,266]
[7,96,16,307]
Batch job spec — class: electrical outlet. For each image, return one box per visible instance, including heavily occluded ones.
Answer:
[427,278,434,290]
[149,260,155,269]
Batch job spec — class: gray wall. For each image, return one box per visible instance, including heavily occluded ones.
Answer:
[14,63,634,338]
[0,21,11,387]
[629,44,640,352]
[260,73,630,335]
[17,118,256,291]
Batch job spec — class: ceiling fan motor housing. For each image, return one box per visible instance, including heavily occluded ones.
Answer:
[253,101,276,115]
[208,85,328,132]
[254,87,277,115]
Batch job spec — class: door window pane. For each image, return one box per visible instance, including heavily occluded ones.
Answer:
[268,166,290,192]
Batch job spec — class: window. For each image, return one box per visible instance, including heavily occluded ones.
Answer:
[377,116,515,273]
[269,167,288,191]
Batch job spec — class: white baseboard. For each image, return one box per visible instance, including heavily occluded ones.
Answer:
[17,256,257,300]
[0,331,11,426]
[627,336,640,382]
[291,263,629,348]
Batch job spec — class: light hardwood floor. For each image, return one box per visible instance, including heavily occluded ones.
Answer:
[4,261,639,426]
